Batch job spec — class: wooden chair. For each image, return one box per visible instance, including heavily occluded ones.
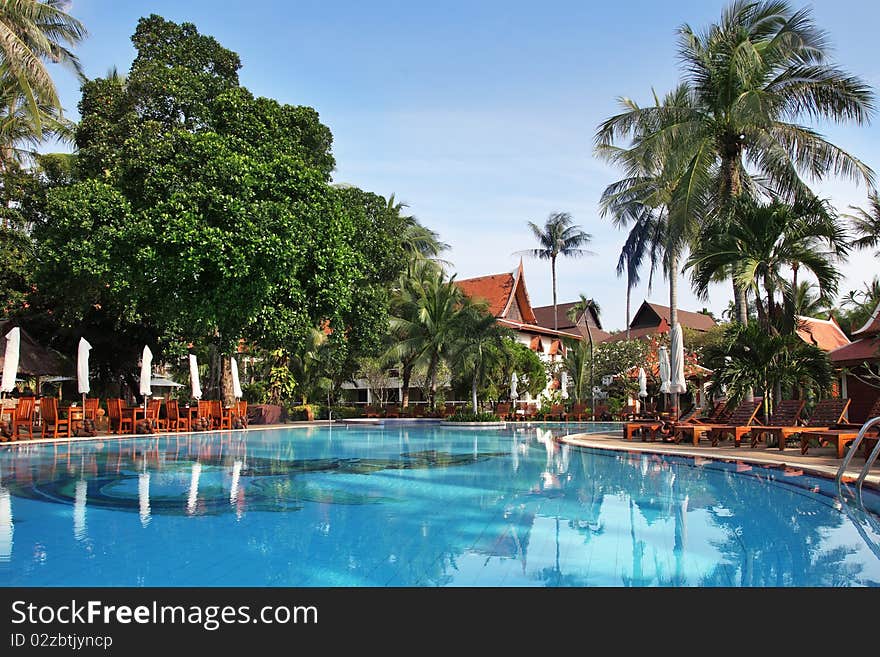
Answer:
[235,400,248,427]
[207,400,228,430]
[40,397,70,439]
[673,398,762,447]
[495,403,512,420]
[9,397,35,440]
[106,398,134,435]
[166,399,190,432]
[752,398,848,450]
[83,397,100,420]
[364,405,381,418]
[800,396,879,458]
[563,403,588,421]
[197,400,214,429]
[146,398,167,431]
[541,404,565,421]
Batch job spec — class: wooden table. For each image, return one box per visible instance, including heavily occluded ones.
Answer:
[63,405,85,437]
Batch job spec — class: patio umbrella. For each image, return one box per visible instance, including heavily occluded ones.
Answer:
[658,347,670,394]
[638,367,648,398]
[188,354,202,400]
[231,357,243,400]
[510,371,518,400]
[560,370,568,399]
[77,338,91,411]
[140,346,153,415]
[1,327,20,395]
[149,377,183,388]
[669,323,687,394]
[669,323,687,420]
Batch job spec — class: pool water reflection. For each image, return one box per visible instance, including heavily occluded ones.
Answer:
[0,422,878,586]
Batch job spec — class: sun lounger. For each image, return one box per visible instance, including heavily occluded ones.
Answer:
[800,396,880,458]
[673,398,762,447]
[752,397,849,450]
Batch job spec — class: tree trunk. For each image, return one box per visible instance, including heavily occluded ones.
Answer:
[426,353,439,408]
[736,284,749,325]
[551,256,558,331]
[401,362,413,408]
[669,252,679,419]
[625,284,631,340]
[587,323,594,420]
[471,372,479,414]
[220,356,235,407]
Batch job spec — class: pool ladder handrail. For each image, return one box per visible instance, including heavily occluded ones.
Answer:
[835,415,880,495]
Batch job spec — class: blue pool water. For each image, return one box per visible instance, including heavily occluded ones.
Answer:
[0,422,878,587]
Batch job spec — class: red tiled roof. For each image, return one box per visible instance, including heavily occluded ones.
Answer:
[456,272,515,318]
[641,302,716,331]
[795,316,850,352]
[829,336,880,365]
[496,318,594,341]
[853,300,880,337]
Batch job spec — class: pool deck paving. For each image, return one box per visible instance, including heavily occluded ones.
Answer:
[559,429,880,488]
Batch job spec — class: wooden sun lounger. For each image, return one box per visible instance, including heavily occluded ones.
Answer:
[673,398,762,447]
[752,398,850,450]
[800,396,880,458]
[737,399,805,449]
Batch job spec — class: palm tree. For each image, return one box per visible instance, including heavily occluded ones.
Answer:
[388,268,464,408]
[561,337,589,403]
[616,211,665,339]
[596,0,875,324]
[452,301,511,413]
[0,80,73,170]
[791,281,830,319]
[567,294,601,417]
[687,197,848,332]
[516,211,593,330]
[386,193,449,266]
[0,1,87,130]
[846,192,880,258]
[704,322,833,421]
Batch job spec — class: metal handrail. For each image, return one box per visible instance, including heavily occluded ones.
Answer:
[835,416,880,493]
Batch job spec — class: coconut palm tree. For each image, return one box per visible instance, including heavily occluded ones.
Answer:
[386,193,449,265]
[687,197,848,332]
[516,211,593,330]
[0,81,73,170]
[846,192,880,258]
[452,301,512,413]
[596,0,875,324]
[791,281,830,319]
[388,268,464,408]
[561,337,589,403]
[0,0,87,130]
[616,211,665,339]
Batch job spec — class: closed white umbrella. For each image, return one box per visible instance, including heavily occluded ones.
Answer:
[510,371,518,400]
[77,337,91,412]
[638,367,648,398]
[140,346,153,417]
[658,347,671,394]
[188,354,202,400]
[231,357,243,399]
[560,370,568,399]
[1,327,20,394]
[669,323,687,394]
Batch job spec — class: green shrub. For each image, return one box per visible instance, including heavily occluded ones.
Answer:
[446,411,500,422]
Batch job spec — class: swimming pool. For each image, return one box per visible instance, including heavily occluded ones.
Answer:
[0,422,878,586]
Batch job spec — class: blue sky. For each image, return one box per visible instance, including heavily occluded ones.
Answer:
[53,1,880,330]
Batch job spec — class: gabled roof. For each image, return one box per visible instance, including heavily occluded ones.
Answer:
[829,335,880,365]
[533,302,603,332]
[0,321,68,376]
[795,315,851,352]
[632,301,716,332]
[604,320,670,343]
[853,299,880,337]
[456,260,537,324]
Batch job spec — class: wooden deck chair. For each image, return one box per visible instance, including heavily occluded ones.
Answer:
[746,399,806,448]
[673,398,762,447]
[39,397,70,439]
[10,397,35,440]
[495,403,512,420]
[166,399,190,432]
[800,396,879,458]
[753,397,849,450]
[106,398,134,434]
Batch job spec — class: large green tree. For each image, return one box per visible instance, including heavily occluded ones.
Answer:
[34,15,406,400]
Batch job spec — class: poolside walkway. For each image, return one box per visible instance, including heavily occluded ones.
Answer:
[559,429,880,487]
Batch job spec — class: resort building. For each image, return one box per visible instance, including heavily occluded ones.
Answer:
[830,301,880,424]
[532,301,611,344]
[605,300,717,342]
[795,315,851,352]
